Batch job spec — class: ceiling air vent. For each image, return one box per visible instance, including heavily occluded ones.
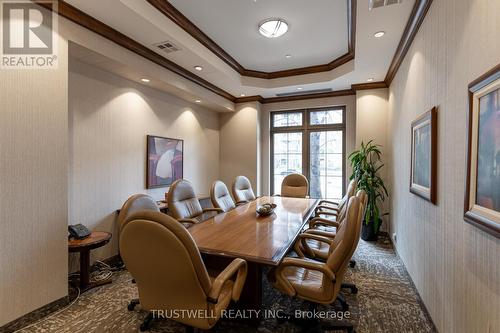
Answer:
[152,41,180,54]
[369,0,403,10]
[276,88,332,97]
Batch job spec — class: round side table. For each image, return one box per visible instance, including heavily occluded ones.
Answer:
[68,231,112,292]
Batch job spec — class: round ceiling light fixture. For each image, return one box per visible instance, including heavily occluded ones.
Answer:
[194,66,203,71]
[374,31,385,38]
[258,18,289,38]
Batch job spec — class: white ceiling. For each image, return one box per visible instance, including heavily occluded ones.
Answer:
[64,0,415,99]
[168,0,348,72]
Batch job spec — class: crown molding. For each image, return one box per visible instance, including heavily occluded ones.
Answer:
[384,0,433,85]
[35,0,236,101]
[35,0,432,105]
[351,81,388,90]
[146,0,356,79]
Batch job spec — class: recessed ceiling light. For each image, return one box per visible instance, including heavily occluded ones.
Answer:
[367,78,374,82]
[240,93,246,97]
[374,31,385,38]
[285,54,292,58]
[258,18,289,38]
[195,100,201,103]
[194,66,203,71]
[141,78,150,83]
[297,87,303,90]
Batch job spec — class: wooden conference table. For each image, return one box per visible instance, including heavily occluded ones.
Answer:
[188,196,319,310]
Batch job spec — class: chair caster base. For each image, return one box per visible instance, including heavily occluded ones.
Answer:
[128,298,140,311]
[349,260,356,268]
[140,312,154,331]
[341,282,358,294]
[336,294,349,311]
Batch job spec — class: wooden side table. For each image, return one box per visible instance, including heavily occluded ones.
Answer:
[68,231,112,292]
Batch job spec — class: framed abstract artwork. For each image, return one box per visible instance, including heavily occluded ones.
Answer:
[146,135,183,189]
[464,64,500,238]
[410,107,437,204]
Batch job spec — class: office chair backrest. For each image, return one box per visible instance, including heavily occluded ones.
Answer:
[120,211,213,326]
[326,197,362,282]
[210,180,235,212]
[117,194,159,232]
[281,173,309,198]
[232,175,256,202]
[168,179,203,219]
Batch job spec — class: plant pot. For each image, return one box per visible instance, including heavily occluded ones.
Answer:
[361,220,378,241]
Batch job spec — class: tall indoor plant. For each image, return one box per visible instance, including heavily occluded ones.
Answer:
[349,140,388,241]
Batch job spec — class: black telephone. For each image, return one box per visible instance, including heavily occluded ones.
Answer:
[68,224,91,240]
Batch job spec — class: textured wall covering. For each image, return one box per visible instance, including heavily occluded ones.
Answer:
[219,102,261,194]
[388,0,500,332]
[69,59,220,261]
[0,40,69,325]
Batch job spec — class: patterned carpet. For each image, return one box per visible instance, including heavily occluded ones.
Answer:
[14,236,436,333]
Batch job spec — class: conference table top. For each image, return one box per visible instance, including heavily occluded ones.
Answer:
[188,196,319,266]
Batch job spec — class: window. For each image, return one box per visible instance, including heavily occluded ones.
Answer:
[271,107,346,200]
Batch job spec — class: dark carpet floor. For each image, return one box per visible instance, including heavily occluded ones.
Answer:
[16,236,436,333]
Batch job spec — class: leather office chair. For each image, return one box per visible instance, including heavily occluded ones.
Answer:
[121,211,248,332]
[269,196,363,333]
[117,194,161,310]
[210,180,236,212]
[280,173,309,198]
[313,179,357,219]
[297,190,368,262]
[231,175,256,204]
[117,194,160,232]
[168,179,223,227]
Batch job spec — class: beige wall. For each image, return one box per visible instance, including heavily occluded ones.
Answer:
[260,95,357,195]
[219,102,261,194]
[0,38,69,325]
[356,89,390,230]
[69,59,220,263]
[388,0,500,332]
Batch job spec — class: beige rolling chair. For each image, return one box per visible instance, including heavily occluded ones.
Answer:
[308,179,358,233]
[269,196,363,332]
[314,179,357,216]
[279,173,309,198]
[297,190,368,262]
[117,194,160,232]
[121,211,247,332]
[168,179,223,227]
[231,175,256,204]
[117,194,161,311]
[210,180,236,212]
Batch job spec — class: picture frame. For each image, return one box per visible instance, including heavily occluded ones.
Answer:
[464,64,500,238]
[146,135,184,189]
[410,107,437,204]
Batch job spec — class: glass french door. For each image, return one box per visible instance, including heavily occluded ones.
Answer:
[272,132,303,192]
[270,107,345,199]
[309,130,343,200]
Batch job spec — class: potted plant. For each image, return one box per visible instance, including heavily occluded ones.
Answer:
[348,140,388,241]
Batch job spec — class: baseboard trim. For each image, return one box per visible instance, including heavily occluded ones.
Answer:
[0,296,69,333]
[391,242,439,332]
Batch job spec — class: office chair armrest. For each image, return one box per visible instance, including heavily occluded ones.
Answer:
[293,233,333,258]
[275,258,336,293]
[203,207,224,213]
[208,258,248,303]
[309,217,340,229]
[178,218,198,227]
[315,205,340,213]
[235,200,248,206]
[304,229,336,239]
[318,199,340,206]
[314,211,339,218]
